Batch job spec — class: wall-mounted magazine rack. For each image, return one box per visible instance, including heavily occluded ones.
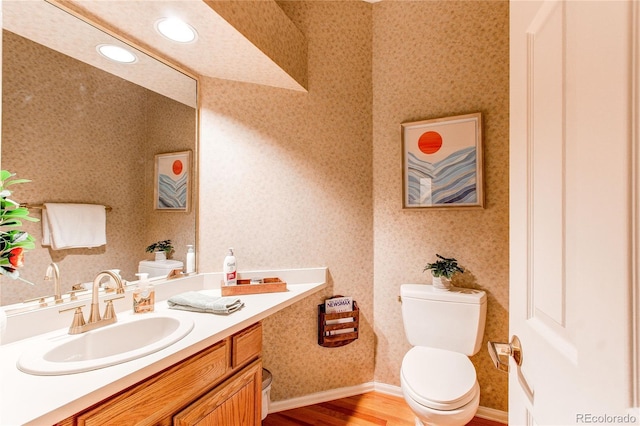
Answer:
[317,296,359,348]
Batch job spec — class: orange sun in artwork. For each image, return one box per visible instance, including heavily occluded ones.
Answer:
[418,131,443,155]
[172,160,184,175]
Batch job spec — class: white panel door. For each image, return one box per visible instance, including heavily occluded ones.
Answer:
[509,0,639,424]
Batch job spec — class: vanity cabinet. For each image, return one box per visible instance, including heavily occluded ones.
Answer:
[56,322,263,426]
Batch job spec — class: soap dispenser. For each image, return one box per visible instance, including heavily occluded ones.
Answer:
[133,273,154,313]
[186,245,195,274]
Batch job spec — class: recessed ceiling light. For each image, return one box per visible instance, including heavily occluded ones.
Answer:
[155,18,197,43]
[97,44,137,64]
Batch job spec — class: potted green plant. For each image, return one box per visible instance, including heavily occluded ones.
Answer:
[145,239,174,261]
[0,170,38,281]
[423,254,464,291]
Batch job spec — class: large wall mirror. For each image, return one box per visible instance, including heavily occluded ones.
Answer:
[0,1,198,308]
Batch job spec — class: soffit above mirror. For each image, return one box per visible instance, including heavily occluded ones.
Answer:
[56,0,308,92]
[2,0,197,108]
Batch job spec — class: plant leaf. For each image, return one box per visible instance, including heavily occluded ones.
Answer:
[3,178,31,187]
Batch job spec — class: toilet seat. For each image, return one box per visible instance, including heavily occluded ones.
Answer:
[401,346,478,411]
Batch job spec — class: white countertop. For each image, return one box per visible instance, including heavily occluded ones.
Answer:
[0,268,326,425]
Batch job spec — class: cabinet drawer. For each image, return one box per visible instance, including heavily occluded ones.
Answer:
[78,340,228,426]
[232,322,262,369]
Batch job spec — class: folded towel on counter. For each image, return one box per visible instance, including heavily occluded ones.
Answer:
[167,291,244,315]
[42,203,107,250]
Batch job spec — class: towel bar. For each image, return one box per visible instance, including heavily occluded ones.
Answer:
[20,203,112,212]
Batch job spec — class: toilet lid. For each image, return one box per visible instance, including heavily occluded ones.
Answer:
[401,347,478,410]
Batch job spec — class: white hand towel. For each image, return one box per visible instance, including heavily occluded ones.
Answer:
[167,291,244,315]
[42,203,107,250]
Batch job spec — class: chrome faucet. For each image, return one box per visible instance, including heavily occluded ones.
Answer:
[60,270,125,334]
[44,262,61,303]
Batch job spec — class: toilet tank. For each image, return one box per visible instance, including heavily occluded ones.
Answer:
[400,284,487,356]
[139,259,184,278]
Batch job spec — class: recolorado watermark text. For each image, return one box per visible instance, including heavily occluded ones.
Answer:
[576,413,638,424]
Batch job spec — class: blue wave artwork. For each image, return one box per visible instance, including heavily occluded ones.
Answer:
[158,173,188,208]
[407,146,477,205]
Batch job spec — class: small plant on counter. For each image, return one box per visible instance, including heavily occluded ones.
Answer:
[423,254,464,279]
[145,239,174,258]
[0,170,38,282]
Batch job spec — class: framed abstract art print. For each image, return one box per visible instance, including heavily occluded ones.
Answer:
[154,150,191,212]
[402,113,483,209]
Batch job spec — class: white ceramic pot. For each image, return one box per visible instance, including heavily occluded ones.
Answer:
[154,251,167,262]
[432,276,451,291]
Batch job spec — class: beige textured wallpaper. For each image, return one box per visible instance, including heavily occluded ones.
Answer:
[198,0,509,412]
[371,1,510,412]
[0,31,196,305]
[198,0,375,402]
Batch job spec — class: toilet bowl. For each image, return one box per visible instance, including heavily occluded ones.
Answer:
[400,346,480,426]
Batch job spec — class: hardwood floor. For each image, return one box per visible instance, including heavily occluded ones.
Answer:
[262,392,506,426]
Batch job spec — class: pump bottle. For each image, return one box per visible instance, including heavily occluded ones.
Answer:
[223,248,237,286]
[186,245,195,274]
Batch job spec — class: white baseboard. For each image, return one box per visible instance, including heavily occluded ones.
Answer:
[268,382,375,413]
[268,381,508,424]
[475,406,509,424]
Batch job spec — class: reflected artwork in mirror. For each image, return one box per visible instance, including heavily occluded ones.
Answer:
[0,1,198,308]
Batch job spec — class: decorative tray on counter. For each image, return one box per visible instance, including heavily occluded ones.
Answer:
[221,277,287,296]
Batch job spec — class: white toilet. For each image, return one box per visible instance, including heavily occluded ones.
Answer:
[400,284,487,426]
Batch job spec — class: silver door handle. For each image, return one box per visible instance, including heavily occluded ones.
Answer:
[487,335,522,372]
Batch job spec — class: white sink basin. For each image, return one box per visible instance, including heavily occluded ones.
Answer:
[17,314,194,375]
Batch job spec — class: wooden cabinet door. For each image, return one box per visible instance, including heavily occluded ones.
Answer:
[174,359,262,426]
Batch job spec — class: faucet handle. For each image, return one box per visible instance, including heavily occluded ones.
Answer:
[59,305,87,334]
[103,300,116,320]
[102,296,124,320]
[24,295,49,307]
